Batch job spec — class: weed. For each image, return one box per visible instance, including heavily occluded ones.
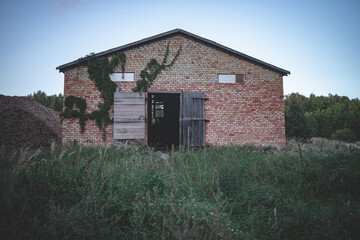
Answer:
[0,141,359,239]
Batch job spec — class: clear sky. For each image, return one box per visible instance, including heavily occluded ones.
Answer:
[0,0,359,99]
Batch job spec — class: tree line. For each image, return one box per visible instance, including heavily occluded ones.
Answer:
[285,93,360,142]
[27,90,360,142]
[27,90,63,112]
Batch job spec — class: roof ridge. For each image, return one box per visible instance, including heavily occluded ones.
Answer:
[56,29,290,75]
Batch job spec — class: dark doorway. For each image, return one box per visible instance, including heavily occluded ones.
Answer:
[148,93,180,149]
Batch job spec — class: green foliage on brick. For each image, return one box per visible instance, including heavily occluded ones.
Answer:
[87,53,126,131]
[62,41,180,137]
[133,41,182,92]
[61,53,126,137]
[62,96,87,132]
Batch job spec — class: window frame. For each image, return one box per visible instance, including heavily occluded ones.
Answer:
[109,72,135,82]
[218,73,244,84]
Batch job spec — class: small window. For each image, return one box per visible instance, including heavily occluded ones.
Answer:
[218,74,244,83]
[151,100,164,124]
[235,74,244,84]
[109,72,135,82]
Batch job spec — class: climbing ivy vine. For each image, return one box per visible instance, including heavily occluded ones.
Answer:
[62,41,181,138]
[87,53,126,131]
[61,53,126,136]
[62,96,87,132]
[133,41,182,92]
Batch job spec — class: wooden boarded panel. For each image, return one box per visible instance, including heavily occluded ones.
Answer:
[180,92,206,149]
[113,92,145,140]
[114,98,144,105]
[114,104,144,119]
[113,122,145,140]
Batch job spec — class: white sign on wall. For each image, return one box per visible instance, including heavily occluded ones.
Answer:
[109,72,135,82]
[218,74,236,83]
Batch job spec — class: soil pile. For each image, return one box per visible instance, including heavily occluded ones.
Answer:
[0,95,61,149]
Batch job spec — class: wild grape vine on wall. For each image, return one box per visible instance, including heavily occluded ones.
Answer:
[61,53,126,137]
[62,41,181,139]
[133,41,182,92]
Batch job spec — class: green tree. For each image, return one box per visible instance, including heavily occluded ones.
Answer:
[27,90,63,112]
[285,99,312,142]
[285,93,360,142]
[285,99,312,159]
[285,92,309,112]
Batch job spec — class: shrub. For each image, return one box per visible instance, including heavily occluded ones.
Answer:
[331,128,357,142]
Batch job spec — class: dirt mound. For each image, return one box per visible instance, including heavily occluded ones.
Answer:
[0,95,61,149]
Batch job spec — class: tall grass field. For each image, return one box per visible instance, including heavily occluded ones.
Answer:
[1,140,359,239]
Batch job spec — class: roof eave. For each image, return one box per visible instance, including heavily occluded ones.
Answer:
[56,28,290,76]
[56,29,181,73]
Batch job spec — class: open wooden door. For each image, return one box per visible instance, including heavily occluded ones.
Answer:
[179,91,206,149]
[113,92,145,144]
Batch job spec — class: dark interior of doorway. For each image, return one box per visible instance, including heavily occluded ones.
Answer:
[148,93,180,150]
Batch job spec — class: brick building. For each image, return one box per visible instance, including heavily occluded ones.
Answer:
[57,29,290,148]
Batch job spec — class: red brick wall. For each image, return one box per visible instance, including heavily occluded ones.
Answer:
[62,34,286,147]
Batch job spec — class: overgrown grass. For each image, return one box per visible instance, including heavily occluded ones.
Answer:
[1,140,359,239]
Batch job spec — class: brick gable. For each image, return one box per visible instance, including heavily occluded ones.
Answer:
[61,34,286,147]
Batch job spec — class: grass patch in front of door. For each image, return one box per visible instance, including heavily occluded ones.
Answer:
[1,140,359,239]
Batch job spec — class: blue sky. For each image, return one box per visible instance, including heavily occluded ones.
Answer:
[0,0,359,99]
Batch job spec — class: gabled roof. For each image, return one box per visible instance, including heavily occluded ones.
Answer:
[56,29,290,75]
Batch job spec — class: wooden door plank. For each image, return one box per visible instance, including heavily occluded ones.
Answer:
[113,92,145,141]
